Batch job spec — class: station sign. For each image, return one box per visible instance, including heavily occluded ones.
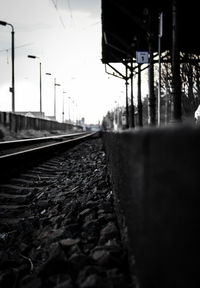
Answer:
[136,51,149,64]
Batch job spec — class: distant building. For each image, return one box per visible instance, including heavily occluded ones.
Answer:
[85,123,101,131]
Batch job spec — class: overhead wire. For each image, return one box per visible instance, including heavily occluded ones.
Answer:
[0,43,34,64]
[67,0,73,20]
[50,0,66,29]
[0,43,34,53]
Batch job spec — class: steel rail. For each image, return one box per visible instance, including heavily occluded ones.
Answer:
[0,132,87,150]
[0,132,98,182]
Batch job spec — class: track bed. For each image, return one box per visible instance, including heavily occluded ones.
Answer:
[0,138,131,288]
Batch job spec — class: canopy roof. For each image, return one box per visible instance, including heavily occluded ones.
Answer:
[101,0,200,63]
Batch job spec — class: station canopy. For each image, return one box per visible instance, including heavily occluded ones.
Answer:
[101,0,200,63]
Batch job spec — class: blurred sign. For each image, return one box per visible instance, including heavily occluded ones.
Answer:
[136,51,149,64]
[122,114,126,126]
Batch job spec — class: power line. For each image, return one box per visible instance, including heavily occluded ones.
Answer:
[51,0,66,29]
[67,0,73,20]
[0,43,34,53]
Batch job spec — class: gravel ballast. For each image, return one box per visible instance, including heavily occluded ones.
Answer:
[0,137,131,288]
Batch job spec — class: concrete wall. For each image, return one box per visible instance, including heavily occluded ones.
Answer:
[0,111,83,133]
[103,126,200,288]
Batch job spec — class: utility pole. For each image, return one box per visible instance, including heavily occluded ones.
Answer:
[148,12,156,126]
[11,26,15,113]
[28,55,42,115]
[158,12,163,125]
[54,78,61,120]
[171,0,182,122]
[137,64,143,127]
[130,61,135,128]
[39,62,42,113]
[62,91,67,123]
[149,38,156,125]
[0,21,15,112]
[125,65,129,129]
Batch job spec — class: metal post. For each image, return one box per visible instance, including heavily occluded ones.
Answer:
[54,80,61,121]
[171,0,182,122]
[39,62,42,114]
[130,61,135,128]
[148,37,156,125]
[54,78,56,119]
[72,100,75,124]
[158,12,163,125]
[28,55,42,115]
[62,91,66,123]
[11,28,15,113]
[138,64,143,127]
[68,97,71,122]
[125,65,129,129]
[62,93,64,123]
[0,21,15,112]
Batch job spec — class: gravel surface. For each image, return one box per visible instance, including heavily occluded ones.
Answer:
[0,138,131,288]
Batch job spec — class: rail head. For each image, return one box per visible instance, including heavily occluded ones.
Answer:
[0,131,98,182]
[0,131,97,160]
[0,132,89,148]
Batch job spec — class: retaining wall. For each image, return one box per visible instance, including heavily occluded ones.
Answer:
[0,111,83,133]
[103,126,200,288]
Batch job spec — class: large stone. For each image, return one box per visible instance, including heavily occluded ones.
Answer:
[99,222,119,244]
[59,238,80,247]
[79,274,109,288]
[91,247,122,268]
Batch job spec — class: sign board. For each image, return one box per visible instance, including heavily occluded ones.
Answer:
[122,114,126,126]
[136,51,149,64]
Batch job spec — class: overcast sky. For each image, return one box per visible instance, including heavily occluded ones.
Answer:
[0,0,128,123]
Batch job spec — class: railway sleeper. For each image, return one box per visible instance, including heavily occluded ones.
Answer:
[0,137,132,288]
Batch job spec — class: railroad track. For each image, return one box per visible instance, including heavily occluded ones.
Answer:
[0,154,71,225]
[0,132,98,229]
[0,132,90,155]
[0,137,93,285]
[0,132,97,181]
[0,131,98,229]
[0,135,130,288]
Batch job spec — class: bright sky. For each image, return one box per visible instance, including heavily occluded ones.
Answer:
[0,0,128,124]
